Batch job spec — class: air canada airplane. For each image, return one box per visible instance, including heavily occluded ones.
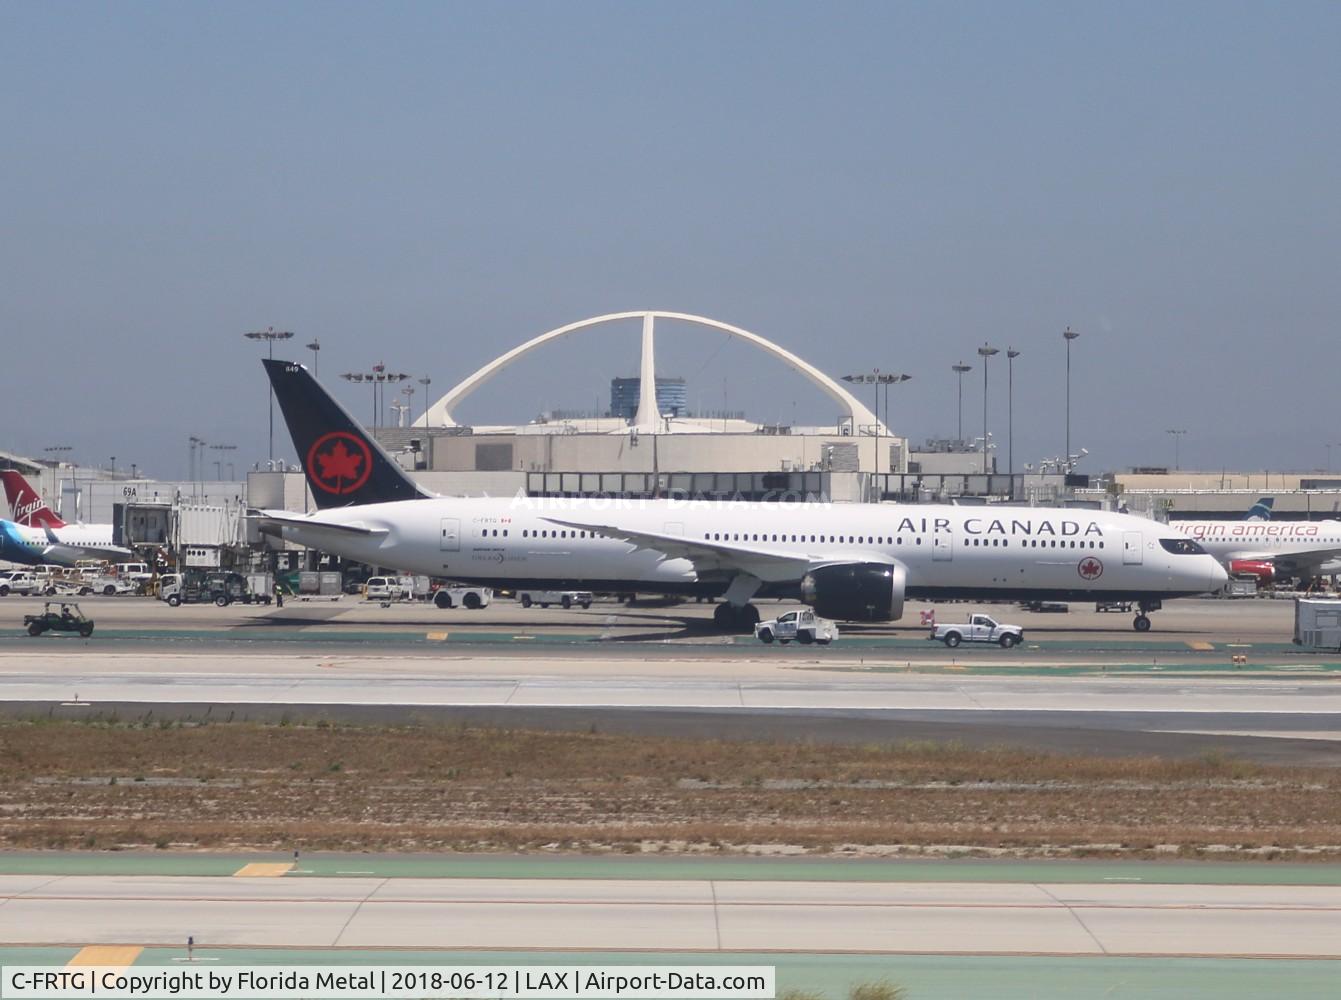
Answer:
[0,470,131,567]
[255,360,1226,632]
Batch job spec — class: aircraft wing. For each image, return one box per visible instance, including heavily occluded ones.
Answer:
[39,529,132,562]
[1247,547,1341,574]
[540,516,893,583]
[249,509,389,539]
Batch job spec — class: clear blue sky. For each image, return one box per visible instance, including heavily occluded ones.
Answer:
[3,1,1338,478]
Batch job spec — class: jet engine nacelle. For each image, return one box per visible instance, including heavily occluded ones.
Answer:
[1229,559,1275,584]
[800,561,906,621]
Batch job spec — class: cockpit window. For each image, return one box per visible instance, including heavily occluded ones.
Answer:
[1160,538,1206,555]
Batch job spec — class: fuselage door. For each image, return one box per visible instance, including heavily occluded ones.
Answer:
[1123,531,1143,565]
[933,529,953,562]
[440,518,460,552]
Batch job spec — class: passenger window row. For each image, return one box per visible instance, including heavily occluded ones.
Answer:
[503,528,1105,551]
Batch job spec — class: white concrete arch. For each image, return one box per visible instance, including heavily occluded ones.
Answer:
[417,311,880,431]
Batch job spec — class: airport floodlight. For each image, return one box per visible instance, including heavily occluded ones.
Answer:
[244,328,295,463]
[1166,428,1188,470]
[418,376,432,425]
[1006,348,1021,491]
[1063,327,1080,462]
[210,443,238,482]
[343,368,411,428]
[977,346,999,476]
[951,363,973,442]
[305,338,321,375]
[188,435,200,480]
[842,370,912,499]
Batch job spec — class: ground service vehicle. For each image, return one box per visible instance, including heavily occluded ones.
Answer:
[74,576,135,597]
[364,576,415,602]
[114,562,153,584]
[930,613,1024,648]
[517,589,592,609]
[1294,598,1341,650]
[755,608,838,644]
[24,602,94,637]
[0,571,41,596]
[159,571,249,607]
[433,585,491,610]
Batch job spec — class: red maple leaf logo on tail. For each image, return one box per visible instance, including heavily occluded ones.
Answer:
[306,432,373,494]
[316,441,363,482]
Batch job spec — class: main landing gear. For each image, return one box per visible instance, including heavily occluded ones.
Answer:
[1133,599,1162,632]
[713,602,760,632]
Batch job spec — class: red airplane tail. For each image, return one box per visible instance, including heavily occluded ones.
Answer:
[0,470,66,528]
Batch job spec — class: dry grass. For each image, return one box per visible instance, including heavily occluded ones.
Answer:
[1,719,1339,859]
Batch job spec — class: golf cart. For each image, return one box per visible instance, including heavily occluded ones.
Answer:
[24,601,95,638]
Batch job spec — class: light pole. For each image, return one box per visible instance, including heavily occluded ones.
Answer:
[842,371,912,501]
[305,338,321,376]
[211,444,237,481]
[977,344,999,475]
[244,327,295,463]
[1166,429,1187,471]
[951,362,972,443]
[400,385,415,427]
[342,367,410,429]
[1063,327,1079,464]
[43,445,72,464]
[417,376,432,425]
[1007,348,1020,490]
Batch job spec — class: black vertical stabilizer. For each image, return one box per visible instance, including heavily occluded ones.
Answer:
[262,358,431,509]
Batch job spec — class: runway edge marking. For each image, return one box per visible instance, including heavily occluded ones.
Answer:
[68,945,142,967]
[232,863,295,877]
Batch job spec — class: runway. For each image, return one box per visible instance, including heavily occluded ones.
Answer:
[1,874,1338,958]
[3,646,1341,762]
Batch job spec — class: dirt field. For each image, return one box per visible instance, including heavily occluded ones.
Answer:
[2,719,1339,860]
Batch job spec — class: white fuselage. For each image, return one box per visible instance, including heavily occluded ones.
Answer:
[269,497,1225,608]
[0,520,123,567]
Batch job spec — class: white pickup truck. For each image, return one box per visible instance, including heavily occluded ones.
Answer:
[517,590,593,609]
[929,613,1024,649]
[755,608,838,645]
[0,571,42,597]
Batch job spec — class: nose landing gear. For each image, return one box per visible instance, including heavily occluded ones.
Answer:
[1133,599,1162,632]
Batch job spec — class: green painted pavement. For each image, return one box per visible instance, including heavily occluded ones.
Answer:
[6,948,1335,1000]
[1,853,1339,884]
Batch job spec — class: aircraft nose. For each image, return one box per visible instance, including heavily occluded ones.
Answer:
[1208,558,1228,591]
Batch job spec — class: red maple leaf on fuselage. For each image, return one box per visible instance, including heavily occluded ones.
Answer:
[315,441,364,483]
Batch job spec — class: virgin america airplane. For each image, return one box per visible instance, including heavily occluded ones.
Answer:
[0,470,131,567]
[253,360,1225,632]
